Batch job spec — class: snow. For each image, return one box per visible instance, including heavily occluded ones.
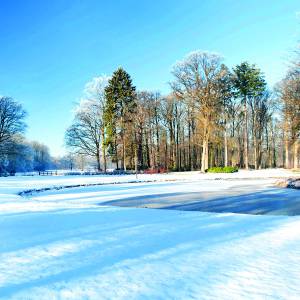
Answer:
[0,170,300,299]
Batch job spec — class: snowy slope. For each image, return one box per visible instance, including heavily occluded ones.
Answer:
[0,171,300,299]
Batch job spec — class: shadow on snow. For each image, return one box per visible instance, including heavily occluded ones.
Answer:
[98,188,300,216]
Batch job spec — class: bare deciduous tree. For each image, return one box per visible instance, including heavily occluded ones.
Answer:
[65,76,109,171]
[171,51,224,172]
[0,96,27,155]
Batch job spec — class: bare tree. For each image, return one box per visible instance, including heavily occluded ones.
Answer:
[171,51,224,172]
[65,101,103,171]
[0,96,27,155]
[31,141,52,172]
[65,76,109,171]
[278,70,300,169]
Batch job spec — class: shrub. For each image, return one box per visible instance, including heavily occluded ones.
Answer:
[207,166,238,173]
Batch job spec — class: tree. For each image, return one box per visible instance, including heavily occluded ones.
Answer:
[31,141,52,172]
[135,91,163,170]
[0,135,34,174]
[232,62,266,169]
[104,68,136,171]
[84,76,110,172]
[65,101,103,171]
[217,64,234,167]
[0,96,27,155]
[278,70,300,169]
[249,91,271,169]
[171,51,225,172]
[65,76,109,171]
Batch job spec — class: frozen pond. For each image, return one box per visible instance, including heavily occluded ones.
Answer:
[105,186,300,216]
[26,178,300,216]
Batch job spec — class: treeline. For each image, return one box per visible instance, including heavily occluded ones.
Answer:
[0,96,53,174]
[66,48,300,172]
[278,46,300,169]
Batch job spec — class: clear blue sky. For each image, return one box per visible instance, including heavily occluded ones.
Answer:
[0,0,299,156]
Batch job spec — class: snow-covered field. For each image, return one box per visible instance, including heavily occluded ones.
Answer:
[0,169,300,299]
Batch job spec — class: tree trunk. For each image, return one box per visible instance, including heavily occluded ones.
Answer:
[120,115,126,171]
[188,121,192,170]
[191,118,197,170]
[145,133,150,168]
[123,135,127,171]
[201,138,209,172]
[244,96,249,169]
[258,140,263,169]
[238,135,244,168]
[134,131,138,177]
[175,123,180,171]
[155,116,160,167]
[272,129,276,167]
[102,131,107,173]
[150,128,155,168]
[96,149,101,172]
[224,127,228,167]
[285,139,289,169]
[164,135,168,170]
[115,139,119,170]
[254,136,258,170]
[293,140,298,169]
[266,125,271,168]
[138,127,143,169]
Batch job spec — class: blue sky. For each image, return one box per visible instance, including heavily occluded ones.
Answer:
[0,0,299,156]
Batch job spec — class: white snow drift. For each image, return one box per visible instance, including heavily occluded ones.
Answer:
[0,170,299,299]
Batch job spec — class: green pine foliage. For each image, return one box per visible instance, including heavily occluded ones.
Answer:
[103,67,136,159]
[232,62,266,99]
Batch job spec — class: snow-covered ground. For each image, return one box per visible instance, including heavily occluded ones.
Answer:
[0,170,300,299]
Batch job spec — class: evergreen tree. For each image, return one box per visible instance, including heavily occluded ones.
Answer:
[232,62,266,169]
[104,68,136,170]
